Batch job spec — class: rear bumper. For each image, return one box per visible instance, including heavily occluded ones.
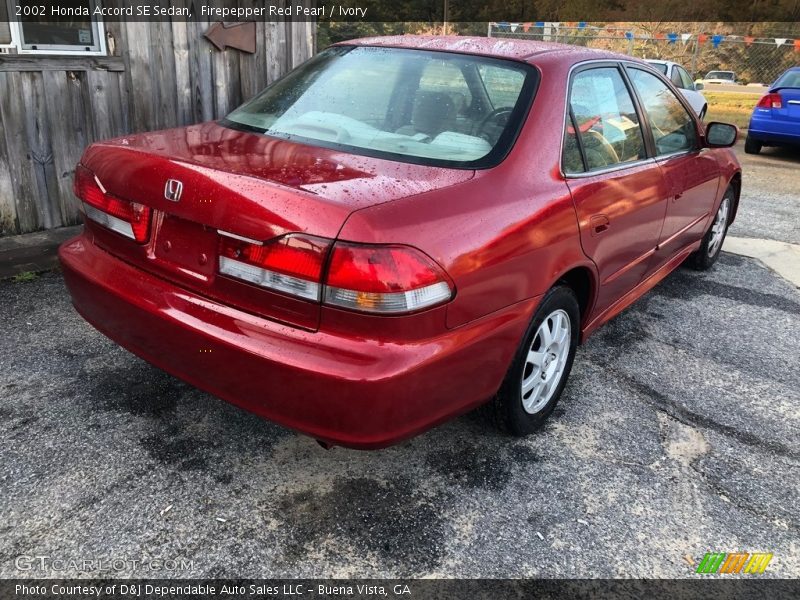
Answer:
[748,113,800,145]
[59,233,537,448]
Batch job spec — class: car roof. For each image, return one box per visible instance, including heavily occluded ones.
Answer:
[334,35,626,64]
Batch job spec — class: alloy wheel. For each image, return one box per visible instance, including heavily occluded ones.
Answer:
[521,309,571,414]
[708,197,730,257]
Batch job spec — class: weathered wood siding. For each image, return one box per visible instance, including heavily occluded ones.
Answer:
[0,16,314,235]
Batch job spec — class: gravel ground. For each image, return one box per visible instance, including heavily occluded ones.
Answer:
[1,146,798,579]
[729,140,800,245]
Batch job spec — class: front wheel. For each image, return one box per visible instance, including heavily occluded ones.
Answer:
[688,187,733,270]
[493,285,580,436]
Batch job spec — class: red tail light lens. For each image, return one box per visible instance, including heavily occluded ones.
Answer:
[217,233,454,313]
[757,93,782,109]
[219,233,331,300]
[324,243,453,313]
[74,165,151,243]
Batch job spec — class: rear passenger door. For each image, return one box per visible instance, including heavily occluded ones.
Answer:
[563,63,672,317]
[625,66,720,263]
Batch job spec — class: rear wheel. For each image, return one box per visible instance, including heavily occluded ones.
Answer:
[744,135,762,154]
[493,285,579,436]
[688,186,733,270]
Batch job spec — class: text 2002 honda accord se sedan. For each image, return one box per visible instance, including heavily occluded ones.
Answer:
[60,37,741,448]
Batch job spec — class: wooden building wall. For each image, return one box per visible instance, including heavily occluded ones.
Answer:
[0,17,315,235]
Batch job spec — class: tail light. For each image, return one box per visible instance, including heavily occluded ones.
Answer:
[74,165,151,243]
[324,243,453,313]
[218,235,453,314]
[219,234,331,300]
[757,93,782,109]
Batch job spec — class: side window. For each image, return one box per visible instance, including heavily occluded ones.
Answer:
[478,64,525,109]
[562,112,585,174]
[677,67,695,90]
[568,67,646,171]
[627,68,698,156]
[670,67,684,88]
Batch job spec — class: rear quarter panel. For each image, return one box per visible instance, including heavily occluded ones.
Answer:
[337,57,595,329]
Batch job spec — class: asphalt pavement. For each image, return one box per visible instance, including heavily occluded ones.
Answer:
[1,145,798,579]
[729,140,800,245]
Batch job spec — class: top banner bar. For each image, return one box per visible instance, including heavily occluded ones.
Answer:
[6,0,800,22]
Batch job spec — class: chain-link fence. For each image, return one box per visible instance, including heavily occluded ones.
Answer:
[488,23,799,85]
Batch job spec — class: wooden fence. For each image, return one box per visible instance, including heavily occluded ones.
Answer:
[0,18,315,235]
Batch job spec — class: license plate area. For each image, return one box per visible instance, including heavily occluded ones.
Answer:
[153,214,219,283]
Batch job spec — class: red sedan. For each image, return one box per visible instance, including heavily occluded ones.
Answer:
[59,36,741,448]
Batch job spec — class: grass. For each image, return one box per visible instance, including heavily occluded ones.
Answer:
[12,271,39,283]
[703,91,761,130]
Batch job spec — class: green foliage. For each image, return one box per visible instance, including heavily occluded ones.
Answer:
[12,271,39,283]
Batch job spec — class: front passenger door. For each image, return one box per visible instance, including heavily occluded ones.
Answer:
[625,67,721,264]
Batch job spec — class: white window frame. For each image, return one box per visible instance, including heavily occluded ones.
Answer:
[4,1,106,56]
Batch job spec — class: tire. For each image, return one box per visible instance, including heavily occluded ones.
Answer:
[698,106,707,121]
[688,186,734,270]
[492,285,580,436]
[744,135,762,154]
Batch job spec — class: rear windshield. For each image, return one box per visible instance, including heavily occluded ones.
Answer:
[222,46,538,169]
[706,71,734,80]
[650,63,668,75]
[773,70,800,89]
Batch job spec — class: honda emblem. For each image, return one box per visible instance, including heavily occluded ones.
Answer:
[164,179,183,202]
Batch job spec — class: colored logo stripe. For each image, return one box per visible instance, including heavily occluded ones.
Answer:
[720,553,749,573]
[696,552,773,574]
[744,553,773,574]
[697,553,726,573]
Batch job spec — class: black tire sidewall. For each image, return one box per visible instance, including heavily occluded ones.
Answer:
[498,286,580,436]
[744,136,761,154]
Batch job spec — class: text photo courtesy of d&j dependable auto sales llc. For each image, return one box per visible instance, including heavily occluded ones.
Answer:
[1,1,799,599]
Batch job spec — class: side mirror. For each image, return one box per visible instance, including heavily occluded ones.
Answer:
[694,82,704,91]
[705,122,738,148]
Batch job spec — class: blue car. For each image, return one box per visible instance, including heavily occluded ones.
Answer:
[745,67,800,154]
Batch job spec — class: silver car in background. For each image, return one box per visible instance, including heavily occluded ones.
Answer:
[646,60,708,120]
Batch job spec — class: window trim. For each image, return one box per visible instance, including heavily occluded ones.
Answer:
[6,1,106,56]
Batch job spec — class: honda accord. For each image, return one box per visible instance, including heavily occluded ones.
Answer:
[59,37,741,448]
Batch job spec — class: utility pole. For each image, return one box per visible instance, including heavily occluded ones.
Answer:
[443,0,449,35]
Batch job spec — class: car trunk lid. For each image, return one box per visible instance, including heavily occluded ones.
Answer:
[777,88,800,120]
[78,121,474,330]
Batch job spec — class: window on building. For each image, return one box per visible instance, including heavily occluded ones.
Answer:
[5,1,106,55]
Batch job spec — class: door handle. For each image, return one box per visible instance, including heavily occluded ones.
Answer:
[590,214,610,236]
